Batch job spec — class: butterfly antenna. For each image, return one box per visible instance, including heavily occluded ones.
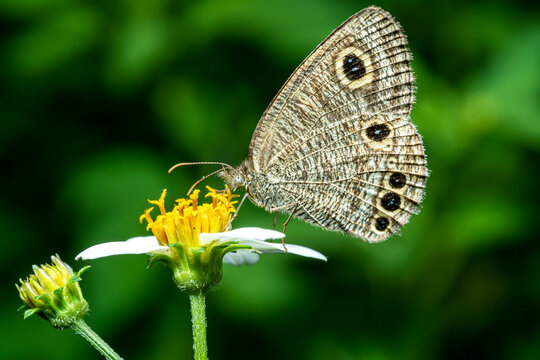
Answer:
[224,192,249,231]
[186,168,225,196]
[168,161,234,173]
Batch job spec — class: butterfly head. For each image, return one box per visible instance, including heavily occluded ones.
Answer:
[218,161,249,191]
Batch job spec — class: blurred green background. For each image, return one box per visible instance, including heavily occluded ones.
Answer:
[2,0,539,359]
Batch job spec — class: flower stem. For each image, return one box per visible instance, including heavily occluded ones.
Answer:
[189,291,208,360]
[71,319,123,360]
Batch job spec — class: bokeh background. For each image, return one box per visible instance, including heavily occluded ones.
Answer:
[2,0,539,359]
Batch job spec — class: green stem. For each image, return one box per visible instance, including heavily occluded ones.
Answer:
[189,291,208,360]
[71,319,123,360]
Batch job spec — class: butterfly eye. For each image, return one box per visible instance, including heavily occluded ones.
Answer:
[235,175,244,186]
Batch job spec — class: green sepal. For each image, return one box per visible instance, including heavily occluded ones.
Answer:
[146,255,160,269]
[216,243,253,257]
[23,308,40,319]
[53,287,64,298]
[147,250,175,269]
[36,292,52,302]
[17,305,28,312]
[191,247,206,254]
[67,265,90,284]
[77,265,91,277]
[68,276,82,285]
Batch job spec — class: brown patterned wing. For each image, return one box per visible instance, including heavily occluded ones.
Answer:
[249,6,416,172]
[275,113,427,242]
[248,6,426,242]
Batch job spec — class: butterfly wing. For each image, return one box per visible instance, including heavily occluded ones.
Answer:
[248,6,427,242]
[275,113,427,242]
[250,6,415,170]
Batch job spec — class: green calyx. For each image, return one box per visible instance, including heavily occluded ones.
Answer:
[148,242,252,294]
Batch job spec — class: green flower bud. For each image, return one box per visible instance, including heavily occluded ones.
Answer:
[16,255,90,329]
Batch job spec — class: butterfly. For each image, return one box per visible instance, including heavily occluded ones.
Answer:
[214,6,427,243]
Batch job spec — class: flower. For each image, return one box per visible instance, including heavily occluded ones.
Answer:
[16,255,89,329]
[76,187,326,293]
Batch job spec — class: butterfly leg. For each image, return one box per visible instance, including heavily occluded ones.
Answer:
[282,206,297,233]
[267,201,297,250]
[280,205,299,251]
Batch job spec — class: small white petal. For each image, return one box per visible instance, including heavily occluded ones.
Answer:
[75,236,168,260]
[223,251,260,266]
[235,239,327,261]
[199,227,285,246]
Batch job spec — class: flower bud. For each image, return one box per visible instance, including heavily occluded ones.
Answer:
[17,255,89,329]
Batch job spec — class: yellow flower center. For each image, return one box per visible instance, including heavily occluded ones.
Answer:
[140,186,239,248]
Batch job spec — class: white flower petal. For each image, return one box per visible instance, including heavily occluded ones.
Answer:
[223,251,260,266]
[201,227,325,262]
[75,236,168,260]
[199,227,285,246]
[236,239,327,261]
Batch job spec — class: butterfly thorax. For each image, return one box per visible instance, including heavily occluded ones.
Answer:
[220,161,291,212]
[246,172,293,211]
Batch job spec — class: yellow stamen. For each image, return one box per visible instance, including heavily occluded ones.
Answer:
[140,187,238,248]
[190,190,200,211]
[148,189,167,215]
[139,208,155,231]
